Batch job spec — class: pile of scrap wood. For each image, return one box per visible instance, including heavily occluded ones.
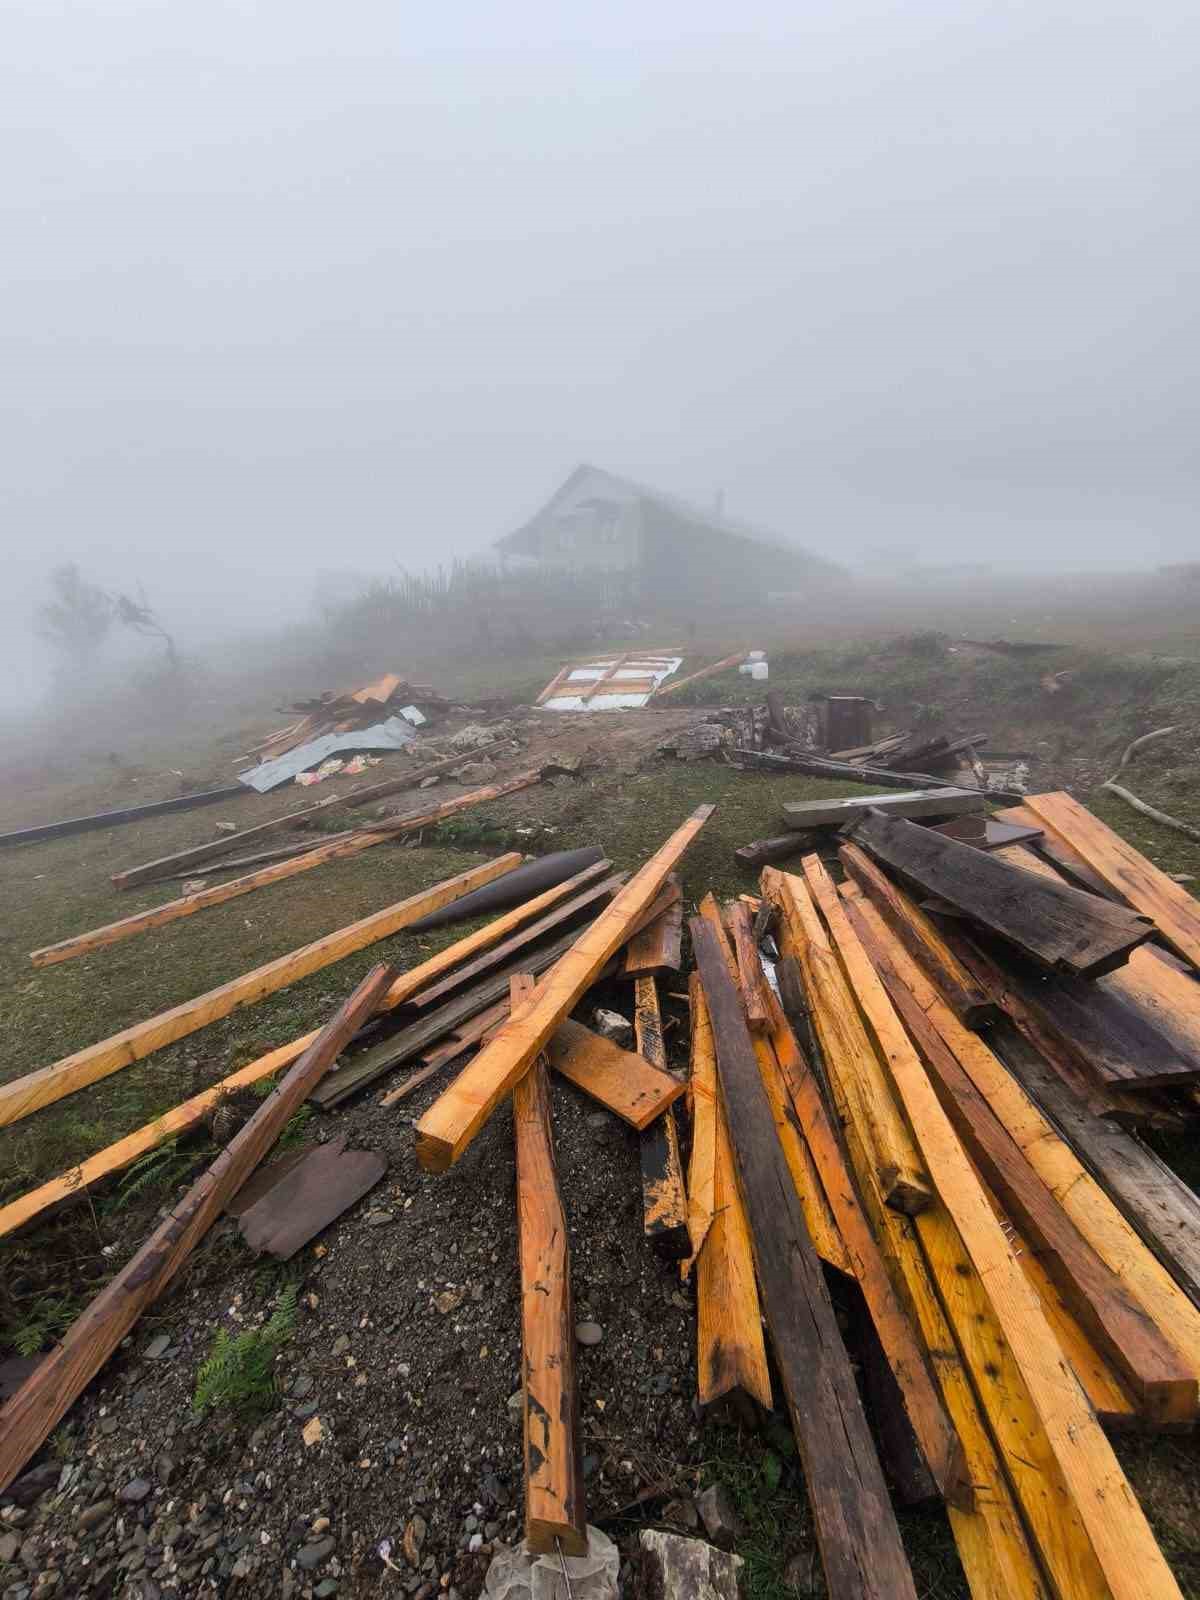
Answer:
[5,788,1200,1599]
[241,672,450,767]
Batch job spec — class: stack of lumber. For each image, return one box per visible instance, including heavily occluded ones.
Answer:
[244,671,449,765]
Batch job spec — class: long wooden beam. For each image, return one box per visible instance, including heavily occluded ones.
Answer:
[0,855,522,1131]
[30,771,542,968]
[839,876,1200,1376]
[0,860,621,1243]
[649,651,745,700]
[544,1022,684,1129]
[769,867,932,1214]
[797,864,1185,1600]
[1022,790,1200,971]
[414,805,714,1172]
[843,888,1197,1426]
[0,962,394,1494]
[0,784,246,850]
[685,971,717,1270]
[511,975,588,1554]
[632,976,689,1259]
[691,917,918,1600]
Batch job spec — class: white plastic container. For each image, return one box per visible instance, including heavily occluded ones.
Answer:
[750,660,769,681]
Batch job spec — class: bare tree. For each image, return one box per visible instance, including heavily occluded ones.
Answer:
[37,564,113,671]
[114,588,178,665]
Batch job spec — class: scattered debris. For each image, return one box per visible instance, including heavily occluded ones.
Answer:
[539,652,684,710]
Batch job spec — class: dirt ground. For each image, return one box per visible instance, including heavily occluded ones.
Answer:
[3,642,1200,1599]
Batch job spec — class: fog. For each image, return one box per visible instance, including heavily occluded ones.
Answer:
[3,0,1198,704]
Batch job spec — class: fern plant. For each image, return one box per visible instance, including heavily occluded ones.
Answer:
[115,1137,210,1209]
[6,1295,78,1357]
[191,1285,298,1418]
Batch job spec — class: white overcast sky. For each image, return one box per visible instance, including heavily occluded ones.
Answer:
[2,0,1198,689]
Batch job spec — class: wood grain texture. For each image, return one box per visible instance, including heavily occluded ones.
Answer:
[1022,790,1200,971]
[769,1006,971,1508]
[691,917,918,1600]
[544,1021,684,1128]
[31,771,543,967]
[0,855,522,1131]
[510,975,587,1555]
[622,875,683,977]
[237,1136,386,1258]
[725,900,771,1032]
[781,787,985,831]
[649,651,745,699]
[849,808,1153,978]
[769,866,932,1214]
[685,972,717,1270]
[799,879,1183,1600]
[0,963,395,1494]
[843,890,1197,1427]
[838,842,996,1026]
[633,977,690,1260]
[415,805,714,1171]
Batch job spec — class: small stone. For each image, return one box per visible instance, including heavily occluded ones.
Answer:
[98,1418,119,1436]
[296,1539,335,1571]
[314,1581,340,1598]
[419,777,441,790]
[230,1557,252,1579]
[663,1499,700,1532]
[119,1479,153,1507]
[638,1530,744,1600]
[310,1518,331,1536]
[433,1289,465,1315]
[154,1455,175,1487]
[214,821,238,835]
[695,1485,743,1551]
[592,1008,633,1048]
[291,1376,314,1399]
[78,1500,114,1533]
[365,1211,394,1228]
[0,1532,19,1562]
[143,1335,171,1361]
[302,1417,324,1449]
[331,1336,351,1357]
[506,1392,523,1420]
[585,1113,609,1132]
[575,1322,603,1348]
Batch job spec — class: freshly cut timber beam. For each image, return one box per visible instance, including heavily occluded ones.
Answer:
[0,855,521,1131]
[578,651,629,702]
[685,972,717,1269]
[767,868,932,1214]
[622,875,683,977]
[780,787,985,832]
[510,976,587,1555]
[843,889,1197,1426]
[632,977,690,1260]
[840,889,1200,1378]
[649,651,745,699]
[690,918,918,1600]
[544,1021,684,1129]
[725,900,771,1033]
[535,665,573,706]
[31,771,543,968]
[798,873,1185,1600]
[0,962,394,1495]
[0,785,245,850]
[415,805,714,1172]
[838,843,995,1026]
[408,872,623,1008]
[768,1007,971,1508]
[0,860,619,1243]
[849,808,1153,978]
[1022,790,1200,972]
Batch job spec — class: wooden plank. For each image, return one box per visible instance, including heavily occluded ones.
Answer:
[690,917,918,1600]
[769,1009,971,1507]
[0,785,246,850]
[0,963,394,1494]
[797,877,1185,1600]
[544,1021,684,1130]
[535,664,574,705]
[838,842,996,1026]
[578,652,629,702]
[931,815,1045,850]
[408,872,622,1008]
[781,787,986,832]
[843,887,1200,1377]
[767,867,933,1214]
[842,889,1198,1427]
[237,1136,387,1258]
[415,805,714,1172]
[31,772,544,968]
[622,875,683,977]
[649,651,745,699]
[633,977,690,1260]
[733,833,809,869]
[725,900,771,1033]
[849,808,1154,978]
[510,975,587,1555]
[0,855,521,1130]
[770,917,1046,1600]
[1022,790,1200,971]
[685,972,717,1270]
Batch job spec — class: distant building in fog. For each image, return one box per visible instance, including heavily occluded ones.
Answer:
[491,463,842,605]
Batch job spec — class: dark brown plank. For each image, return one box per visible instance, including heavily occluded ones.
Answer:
[622,875,683,977]
[238,1136,387,1257]
[633,976,690,1259]
[850,809,1154,978]
[689,916,918,1600]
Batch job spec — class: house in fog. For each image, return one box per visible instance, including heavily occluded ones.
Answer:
[491,464,840,606]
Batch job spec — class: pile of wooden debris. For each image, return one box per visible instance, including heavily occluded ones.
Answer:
[2,789,1200,1600]
[240,672,451,769]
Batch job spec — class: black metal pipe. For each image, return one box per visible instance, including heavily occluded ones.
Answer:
[404,845,606,932]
